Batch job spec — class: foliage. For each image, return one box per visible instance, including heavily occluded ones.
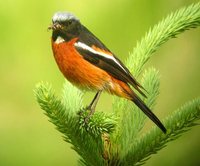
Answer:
[35,3,200,166]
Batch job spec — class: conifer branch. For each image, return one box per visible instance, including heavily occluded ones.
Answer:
[112,68,161,157]
[126,2,200,76]
[112,3,200,160]
[34,81,116,166]
[35,2,200,166]
[122,98,200,166]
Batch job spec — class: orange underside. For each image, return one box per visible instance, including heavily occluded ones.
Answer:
[51,38,133,100]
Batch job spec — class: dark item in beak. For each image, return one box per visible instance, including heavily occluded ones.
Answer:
[48,23,63,31]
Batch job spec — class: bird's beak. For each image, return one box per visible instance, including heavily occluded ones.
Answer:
[48,23,63,31]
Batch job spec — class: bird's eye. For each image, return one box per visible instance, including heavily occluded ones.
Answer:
[68,20,73,25]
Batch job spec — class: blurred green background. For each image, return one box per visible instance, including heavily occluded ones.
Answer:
[0,0,199,165]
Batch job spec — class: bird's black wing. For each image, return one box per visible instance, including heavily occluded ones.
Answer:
[75,26,146,97]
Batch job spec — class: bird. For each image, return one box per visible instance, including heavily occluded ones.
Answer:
[48,11,167,133]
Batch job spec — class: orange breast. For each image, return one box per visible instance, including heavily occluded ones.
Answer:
[51,38,112,90]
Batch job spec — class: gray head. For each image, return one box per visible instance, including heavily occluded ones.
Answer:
[52,12,79,24]
[50,12,82,41]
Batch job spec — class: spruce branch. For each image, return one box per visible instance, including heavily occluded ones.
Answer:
[132,68,161,133]
[34,2,200,166]
[112,2,200,164]
[122,98,200,166]
[34,81,117,166]
[113,68,161,157]
[126,2,200,76]
[112,2,200,156]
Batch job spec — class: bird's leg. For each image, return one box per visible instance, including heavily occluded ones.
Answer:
[88,91,102,112]
[85,90,102,122]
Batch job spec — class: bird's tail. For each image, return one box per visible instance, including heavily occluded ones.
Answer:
[110,78,166,133]
[131,93,167,133]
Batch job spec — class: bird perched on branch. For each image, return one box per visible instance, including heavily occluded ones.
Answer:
[48,12,166,133]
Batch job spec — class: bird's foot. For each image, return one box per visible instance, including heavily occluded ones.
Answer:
[84,105,95,123]
[78,105,95,125]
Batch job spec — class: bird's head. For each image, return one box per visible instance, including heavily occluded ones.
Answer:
[49,12,81,41]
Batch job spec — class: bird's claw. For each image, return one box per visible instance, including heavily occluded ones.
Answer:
[78,106,94,125]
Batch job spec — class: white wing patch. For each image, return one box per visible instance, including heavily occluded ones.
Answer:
[74,42,128,74]
[55,36,65,44]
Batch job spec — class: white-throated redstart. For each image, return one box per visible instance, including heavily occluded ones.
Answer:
[49,12,166,133]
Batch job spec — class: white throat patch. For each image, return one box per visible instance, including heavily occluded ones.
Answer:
[55,36,65,44]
